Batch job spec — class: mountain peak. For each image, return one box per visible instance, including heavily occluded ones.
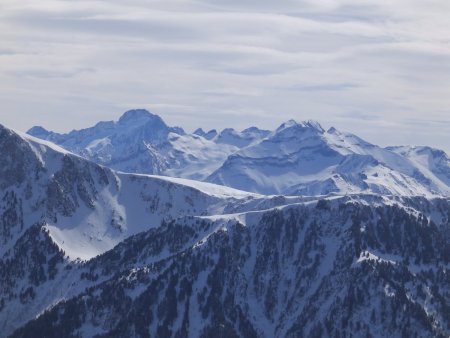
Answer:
[193,128,217,140]
[193,128,206,136]
[303,120,324,132]
[220,128,237,135]
[27,125,51,138]
[276,119,324,134]
[327,126,339,135]
[278,119,298,129]
[118,109,158,124]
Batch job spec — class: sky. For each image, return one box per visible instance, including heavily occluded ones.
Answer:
[0,0,449,152]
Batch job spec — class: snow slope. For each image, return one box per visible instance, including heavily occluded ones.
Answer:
[1,123,281,261]
[208,120,450,197]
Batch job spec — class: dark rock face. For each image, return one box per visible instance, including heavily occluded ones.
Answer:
[46,155,109,218]
[0,126,44,190]
[8,198,450,338]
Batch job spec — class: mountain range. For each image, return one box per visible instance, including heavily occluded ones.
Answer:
[28,109,450,197]
[0,110,448,337]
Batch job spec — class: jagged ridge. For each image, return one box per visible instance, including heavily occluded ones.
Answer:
[27,110,450,197]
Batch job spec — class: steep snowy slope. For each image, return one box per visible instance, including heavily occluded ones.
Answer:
[194,126,270,147]
[28,109,183,174]
[27,110,265,180]
[0,123,308,336]
[160,133,239,180]
[213,126,271,148]
[387,146,450,187]
[208,120,450,197]
[9,195,450,338]
[2,124,283,261]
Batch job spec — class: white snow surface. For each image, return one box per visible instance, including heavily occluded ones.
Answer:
[26,111,450,197]
[43,168,261,260]
[208,120,450,197]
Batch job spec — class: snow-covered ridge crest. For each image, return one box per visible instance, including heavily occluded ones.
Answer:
[0,123,276,261]
[208,118,450,197]
[3,123,331,262]
[275,119,325,133]
[26,110,450,197]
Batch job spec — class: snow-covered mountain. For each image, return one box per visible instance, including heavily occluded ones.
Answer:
[1,122,449,337]
[28,110,450,198]
[0,123,301,336]
[387,145,450,188]
[208,120,450,197]
[193,126,270,147]
[213,127,271,148]
[2,123,306,261]
[27,109,269,181]
[28,109,183,175]
[7,193,450,337]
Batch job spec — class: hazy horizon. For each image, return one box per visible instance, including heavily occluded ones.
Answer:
[1,0,449,152]
[9,107,446,154]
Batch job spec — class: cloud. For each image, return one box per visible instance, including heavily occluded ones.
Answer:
[286,83,360,92]
[0,0,449,153]
[6,67,96,79]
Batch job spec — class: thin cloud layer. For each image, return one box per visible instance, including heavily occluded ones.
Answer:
[0,0,449,151]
